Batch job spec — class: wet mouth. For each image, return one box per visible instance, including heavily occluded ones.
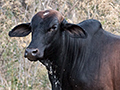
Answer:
[25,56,45,62]
[26,57,38,61]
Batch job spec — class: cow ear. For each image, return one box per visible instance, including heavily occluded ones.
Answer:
[63,23,87,38]
[9,23,31,37]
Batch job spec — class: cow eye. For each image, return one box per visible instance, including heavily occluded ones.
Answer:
[48,24,57,33]
[48,28,54,33]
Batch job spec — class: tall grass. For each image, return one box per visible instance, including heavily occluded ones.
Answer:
[0,0,120,90]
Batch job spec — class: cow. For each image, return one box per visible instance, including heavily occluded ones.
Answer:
[9,9,120,90]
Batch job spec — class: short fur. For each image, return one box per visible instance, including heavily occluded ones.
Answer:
[9,10,120,90]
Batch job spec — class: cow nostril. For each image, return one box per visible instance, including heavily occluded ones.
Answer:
[31,49,39,56]
[32,50,38,54]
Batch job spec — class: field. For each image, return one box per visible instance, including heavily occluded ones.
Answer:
[0,0,120,90]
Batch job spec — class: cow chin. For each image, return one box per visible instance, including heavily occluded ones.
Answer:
[26,57,38,62]
[26,56,45,62]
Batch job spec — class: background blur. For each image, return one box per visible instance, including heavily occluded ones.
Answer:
[0,0,120,90]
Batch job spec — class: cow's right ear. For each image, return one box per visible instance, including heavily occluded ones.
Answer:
[9,23,31,37]
[61,19,87,38]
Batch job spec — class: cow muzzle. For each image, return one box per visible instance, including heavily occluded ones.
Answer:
[24,48,42,61]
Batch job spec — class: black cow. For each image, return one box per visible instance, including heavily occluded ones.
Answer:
[9,9,120,90]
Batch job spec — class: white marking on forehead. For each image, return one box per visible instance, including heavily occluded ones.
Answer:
[43,12,50,16]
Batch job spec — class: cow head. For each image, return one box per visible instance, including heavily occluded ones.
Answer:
[9,10,87,62]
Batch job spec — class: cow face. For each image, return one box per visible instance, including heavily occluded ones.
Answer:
[9,10,87,61]
[9,10,63,61]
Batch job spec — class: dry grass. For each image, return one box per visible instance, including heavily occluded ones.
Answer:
[0,0,120,90]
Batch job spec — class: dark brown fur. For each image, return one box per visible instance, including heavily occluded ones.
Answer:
[9,9,120,90]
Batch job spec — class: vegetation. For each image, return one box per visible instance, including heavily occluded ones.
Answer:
[0,0,120,90]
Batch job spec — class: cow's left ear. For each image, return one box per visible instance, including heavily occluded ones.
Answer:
[63,23,87,38]
[9,23,31,37]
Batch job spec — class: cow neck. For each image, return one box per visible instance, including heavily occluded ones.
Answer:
[51,31,88,87]
[51,31,66,83]
[63,31,91,74]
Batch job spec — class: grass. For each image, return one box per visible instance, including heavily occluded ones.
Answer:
[0,0,120,90]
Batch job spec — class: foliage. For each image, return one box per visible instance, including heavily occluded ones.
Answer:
[0,0,120,90]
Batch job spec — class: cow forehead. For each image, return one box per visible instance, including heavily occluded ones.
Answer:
[35,10,64,22]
